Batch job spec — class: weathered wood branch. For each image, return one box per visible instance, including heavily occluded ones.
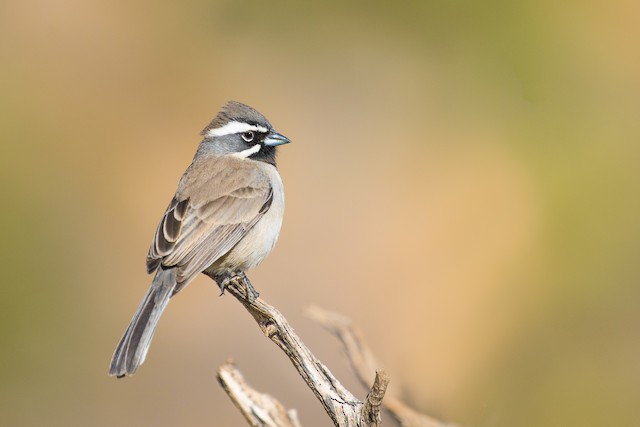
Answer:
[305,306,453,427]
[217,360,303,427]
[362,370,390,427]
[215,275,388,427]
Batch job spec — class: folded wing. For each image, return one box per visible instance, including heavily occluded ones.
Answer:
[146,156,273,293]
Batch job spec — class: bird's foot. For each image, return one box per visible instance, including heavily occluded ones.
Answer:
[208,271,259,303]
[218,278,228,296]
[232,272,260,303]
[211,273,232,296]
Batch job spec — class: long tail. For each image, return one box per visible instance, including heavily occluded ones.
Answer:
[109,268,176,377]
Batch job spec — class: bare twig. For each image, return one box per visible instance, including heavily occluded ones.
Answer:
[217,360,303,427]
[305,306,452,427]
[362,370,390,427]
[214,275,390,427]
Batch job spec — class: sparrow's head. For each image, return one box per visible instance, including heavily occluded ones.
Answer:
[198,101,290,166]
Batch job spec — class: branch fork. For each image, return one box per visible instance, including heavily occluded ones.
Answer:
[215,275,451,427]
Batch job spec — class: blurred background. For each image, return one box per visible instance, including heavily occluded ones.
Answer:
[1,1,639,426]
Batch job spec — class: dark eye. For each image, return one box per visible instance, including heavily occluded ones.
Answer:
[241,131,254,142]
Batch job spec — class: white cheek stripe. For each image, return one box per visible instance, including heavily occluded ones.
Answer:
[232,143,261,158]
[207,121,268,137]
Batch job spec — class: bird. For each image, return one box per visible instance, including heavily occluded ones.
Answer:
[109,101,291,378]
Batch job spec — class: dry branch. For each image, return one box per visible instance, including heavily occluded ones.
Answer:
[217,360,303,427]
[362,370,390,427]
[305,306,453,427]
[214,274,388,427]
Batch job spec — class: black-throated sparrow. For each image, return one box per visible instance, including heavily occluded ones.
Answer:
[109,101,290,377]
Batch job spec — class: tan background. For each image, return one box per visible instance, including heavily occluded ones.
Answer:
[1,1,639,426]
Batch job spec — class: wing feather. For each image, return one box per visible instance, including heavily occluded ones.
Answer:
[145,156,272,293]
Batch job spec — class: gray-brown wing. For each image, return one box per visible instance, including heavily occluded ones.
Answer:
[146,156,273,292]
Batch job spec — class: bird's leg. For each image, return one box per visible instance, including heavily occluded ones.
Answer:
[203,271,232,296]
[204,271,259,303]
[218,276,230,296]
[232,272,260,303]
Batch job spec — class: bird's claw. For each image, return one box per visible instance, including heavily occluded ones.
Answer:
[214,272,259,303]
[237,273,259,303]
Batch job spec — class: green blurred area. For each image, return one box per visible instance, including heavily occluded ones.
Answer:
[1,1,638,426]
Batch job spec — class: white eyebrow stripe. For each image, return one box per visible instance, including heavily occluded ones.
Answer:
[231,143,261,158]
[207,121,268,137]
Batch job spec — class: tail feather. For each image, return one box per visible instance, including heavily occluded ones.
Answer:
[109,268,176,377]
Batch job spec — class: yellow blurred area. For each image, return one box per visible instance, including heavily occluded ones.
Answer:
[1,1,639,426]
